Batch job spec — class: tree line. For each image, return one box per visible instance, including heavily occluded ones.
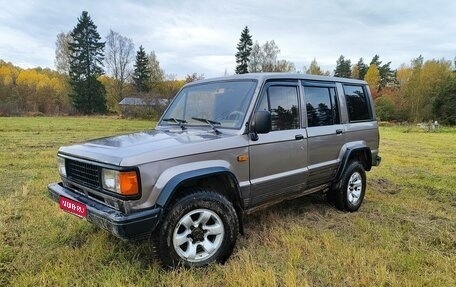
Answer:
[0,16,454,125]
[0,11,191,117]
[0,61,70,115]
[235,26,455,124]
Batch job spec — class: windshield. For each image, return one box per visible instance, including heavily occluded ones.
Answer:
[160,80,257,129]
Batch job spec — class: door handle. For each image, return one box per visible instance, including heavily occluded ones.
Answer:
[336,129,343,135]
[295,134,304,140]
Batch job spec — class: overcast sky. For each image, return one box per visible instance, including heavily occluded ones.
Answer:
[1,0,455,78]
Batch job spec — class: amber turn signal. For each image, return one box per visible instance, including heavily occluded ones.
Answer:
[237,154,249,162]
[119,171,139,195]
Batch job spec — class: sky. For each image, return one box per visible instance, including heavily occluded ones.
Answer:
[0,0,455,79]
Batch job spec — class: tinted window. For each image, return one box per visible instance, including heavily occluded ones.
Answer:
[344,85,372,121]
[258,85,299,131]
[304,86,340,127]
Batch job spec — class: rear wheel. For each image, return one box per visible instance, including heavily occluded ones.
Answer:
[153,189,238,268]
[329,161,366,212]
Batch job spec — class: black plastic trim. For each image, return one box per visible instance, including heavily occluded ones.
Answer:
[374,155,382,166]
[301,80,337,87]
[155,167,244,209]
[48,182,160,241]
[335,147,372,182]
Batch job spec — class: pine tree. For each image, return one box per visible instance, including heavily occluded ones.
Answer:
[358,58,368,80]
[334,55,352,78]
[68,11,106,114]
[433,75,456,125]
[370,55,395,90]
[235,26,253,74]
[132,46,151,92]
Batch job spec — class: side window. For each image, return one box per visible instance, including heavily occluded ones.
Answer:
[258,85,300,131]
[304,86,340,127]
[344,85,372,122]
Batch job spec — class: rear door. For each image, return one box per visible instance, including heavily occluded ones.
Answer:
[249,80,308,206]
[302,81,345,187]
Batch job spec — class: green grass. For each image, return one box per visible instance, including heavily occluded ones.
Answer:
[1,117,455,286]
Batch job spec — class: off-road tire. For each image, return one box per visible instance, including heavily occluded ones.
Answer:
[329,161,366,212]
[152,189,238,268]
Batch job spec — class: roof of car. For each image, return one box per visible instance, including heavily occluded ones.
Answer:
[185,72,367,87]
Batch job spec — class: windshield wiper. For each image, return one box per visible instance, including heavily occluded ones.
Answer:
[192,117,222,135]
[162,118,187,130]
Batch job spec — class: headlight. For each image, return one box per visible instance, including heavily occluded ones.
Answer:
[102,169,139,196]
[57,157,66,177]
[102,169,119,191]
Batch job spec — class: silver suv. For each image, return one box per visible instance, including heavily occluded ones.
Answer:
[49,73,381,267]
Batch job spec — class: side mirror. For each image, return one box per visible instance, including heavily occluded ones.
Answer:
[250,110,271,140]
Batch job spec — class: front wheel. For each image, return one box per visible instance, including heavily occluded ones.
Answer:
[329,161,366,212]
[153,189,238,268]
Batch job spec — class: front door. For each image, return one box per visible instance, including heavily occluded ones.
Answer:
[249,81,308,206]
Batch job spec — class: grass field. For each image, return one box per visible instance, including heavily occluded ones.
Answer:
[0,117,455,287]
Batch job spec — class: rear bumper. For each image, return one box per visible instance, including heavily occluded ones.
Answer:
[373,155,382,166]
[48,182,161,241]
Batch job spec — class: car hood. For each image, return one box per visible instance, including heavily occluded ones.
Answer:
[58,128,243,166]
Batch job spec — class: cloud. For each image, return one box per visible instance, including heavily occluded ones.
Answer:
[0,0,455,78]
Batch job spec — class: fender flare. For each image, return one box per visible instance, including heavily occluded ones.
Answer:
[155,167,243,209]
[335,147,372,182]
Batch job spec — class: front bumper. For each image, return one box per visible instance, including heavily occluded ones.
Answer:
[48,182,161,241]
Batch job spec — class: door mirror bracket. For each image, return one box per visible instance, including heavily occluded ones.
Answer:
[250,110,271,141]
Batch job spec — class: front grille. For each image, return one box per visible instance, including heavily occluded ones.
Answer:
[66,159,101,189]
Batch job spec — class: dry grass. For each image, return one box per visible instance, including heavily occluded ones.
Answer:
[1,117,455,286]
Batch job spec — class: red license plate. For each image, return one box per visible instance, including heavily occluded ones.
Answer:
[59,196,87,218]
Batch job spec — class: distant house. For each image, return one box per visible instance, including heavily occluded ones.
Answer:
[119,97,148,106]
[119,97,169,118]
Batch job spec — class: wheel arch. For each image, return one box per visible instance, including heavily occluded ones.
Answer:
[335,146,372,182]
[155,166,245,233]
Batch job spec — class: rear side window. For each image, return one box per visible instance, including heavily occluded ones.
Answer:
[304,86,340,127]
[344,85,372,122]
